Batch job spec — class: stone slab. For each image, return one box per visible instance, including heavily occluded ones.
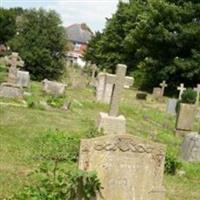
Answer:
[152,87,162,99]
[16,70,30,87]
[166,98,177,114]
[97,112,126,135]
[79,134,166,200]
[181,132,200,162]
[0,83,23,98]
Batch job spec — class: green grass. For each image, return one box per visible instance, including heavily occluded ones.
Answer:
[0,80,200,199]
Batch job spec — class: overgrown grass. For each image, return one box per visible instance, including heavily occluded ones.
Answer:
[0,80,200,199]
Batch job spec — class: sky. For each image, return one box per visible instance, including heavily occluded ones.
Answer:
[1,0,126,32]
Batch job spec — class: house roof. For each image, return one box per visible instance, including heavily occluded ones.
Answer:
[65,23,93,44]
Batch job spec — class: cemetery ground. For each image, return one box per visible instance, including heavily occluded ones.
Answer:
[0,67,200,199]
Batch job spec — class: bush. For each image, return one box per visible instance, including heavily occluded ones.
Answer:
[46,95,66,108]
[165,151,182,175]
[181,88,197,104]
[25,95,36,108]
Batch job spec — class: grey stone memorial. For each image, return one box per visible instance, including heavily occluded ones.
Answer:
[79,134,166,200]
[16,71,30,88]
[152,87,162,99]
[194,84,200,105]
[97,64,129,134]
[159,80,168,96]
[166,98,177,114]
[181,132,200,162]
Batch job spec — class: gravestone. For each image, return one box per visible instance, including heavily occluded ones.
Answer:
[96,71,134,104]
[0,52,25,98]
[98,64,129,134]
[177,83,186,100]
[166,98,177,114]
[181,132,200,162]
[159,80,168,96]
[152,87,162,99]
[79,134,166,200]
[89,64,98,87]
[16,71,30,88]
[194,84,200,105]
[42,79,67,96]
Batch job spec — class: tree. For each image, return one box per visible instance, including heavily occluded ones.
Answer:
[9,8,67,80]
[84,0,200,91]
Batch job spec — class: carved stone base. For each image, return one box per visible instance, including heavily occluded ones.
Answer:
[97,112,126,135]
[0,83,23,98]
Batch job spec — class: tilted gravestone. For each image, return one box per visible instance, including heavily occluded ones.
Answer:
[96,70,134,104]
[166,98,177,114]
[16,71,30,88]
[177,83,186,100]
[194,84,200,105]
[152,87,162,99]
[98,64,128,134]
[181,132,200,162]
[79,134,166,200]
[42,79,67,96]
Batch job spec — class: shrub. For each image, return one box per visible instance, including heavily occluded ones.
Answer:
[181,88,197,104]
[25,95,36,108]
[165,151,182,175]
[46,95,66,108]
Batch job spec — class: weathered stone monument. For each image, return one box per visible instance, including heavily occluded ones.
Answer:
[79,134,166,200]
[89,64,98,87]
[160,80,168,96]
[42,79,67,96]
[96,70,134,104]
[181,132,200,162]
[166,98,177,114]
[97,64,132,134]
[177,83,186,100]
[194,84,200,105]
[152,87,162,99]
[16,71,30,88]
[0,52,24,98]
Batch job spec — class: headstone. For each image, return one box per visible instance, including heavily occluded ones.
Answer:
[96,71,134,104]
[16,71,30,88]
[89,64,98,87]
[159,80,168,96]
[177,83,186,100]
[79,134,166,200]
[194,84,200,105]
[0,83,23,98]
[152,87,162,99]
[166,98,177,114]
[42,79,67,96]
[98,64,129,134]
[181,132,200,162]
[176,103,196,135]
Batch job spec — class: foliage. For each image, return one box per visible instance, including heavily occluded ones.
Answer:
[46,95,66,108]
[181,88,197,104]
[84,0,200,90]
[9,8,67,80]
[165,151,182,175]
[25,95,36,108]
[12,164,101,200]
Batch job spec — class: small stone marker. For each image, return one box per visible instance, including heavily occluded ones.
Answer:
[97,64,129,134]
[89,64,98,86]
[159,80,168,96]
[181,132,200,162]
[0,83,23,98]
[194,84,200,105]
[79,134,166,200]
[96,70,134,104]
[16,71,30,88]
[152,87,162,99]
[177,83,186,100]
[42,79,67,96]
[166,98,177,114]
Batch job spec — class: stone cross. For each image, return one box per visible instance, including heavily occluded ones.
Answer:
[194,84,200,105]
[159,80,168,96]
[108,64,128,117]
[6,52,24,84]
[177,83,186,100]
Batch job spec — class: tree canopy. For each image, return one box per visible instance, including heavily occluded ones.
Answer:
[7,8,67,80]
[84,0,200,91]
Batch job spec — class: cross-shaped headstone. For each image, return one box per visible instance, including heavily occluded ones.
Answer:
[6,52,24,84]
[108,64,129,117]
[177,83,186,100]
[194,84,200,105]
[159,80,168,96]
